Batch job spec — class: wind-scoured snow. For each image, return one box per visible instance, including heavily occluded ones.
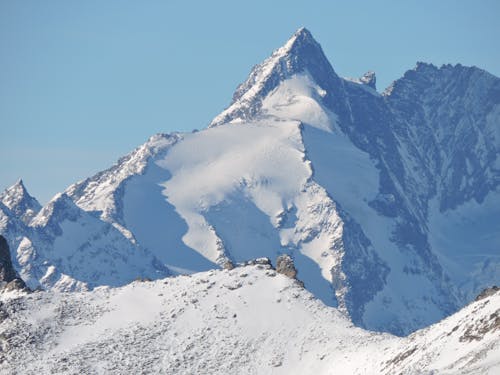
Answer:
[0,265,498,375]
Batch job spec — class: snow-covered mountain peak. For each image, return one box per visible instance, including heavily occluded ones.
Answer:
[0,179,41,225]
[30,193,80,229]
[0,179,29,207]
[209,28,339,127]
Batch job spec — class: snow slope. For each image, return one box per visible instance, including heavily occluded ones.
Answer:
[1,27,499,335]
[0,264,498,375]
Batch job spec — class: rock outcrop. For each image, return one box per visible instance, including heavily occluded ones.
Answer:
[0,235,28,292]
[276,254,298,279]
[475,286,499,301]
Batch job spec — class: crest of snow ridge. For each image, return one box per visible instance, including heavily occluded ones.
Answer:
[209,27,341,127]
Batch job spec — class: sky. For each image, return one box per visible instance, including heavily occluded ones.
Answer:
[1,0,499,204]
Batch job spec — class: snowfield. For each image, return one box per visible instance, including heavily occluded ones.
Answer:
[0,264,498,374]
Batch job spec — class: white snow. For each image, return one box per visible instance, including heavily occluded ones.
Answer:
[209,29,310,127]
[1,265,498,374]
[157,119,308,258]
[261,73,333,132]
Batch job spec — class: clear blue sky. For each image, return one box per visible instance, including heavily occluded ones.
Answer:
[1,0,499,204]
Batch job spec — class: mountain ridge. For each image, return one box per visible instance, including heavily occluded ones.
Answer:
[1,263,498,374]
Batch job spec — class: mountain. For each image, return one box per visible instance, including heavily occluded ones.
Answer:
[1,264,498,374]
[1,28,499,335]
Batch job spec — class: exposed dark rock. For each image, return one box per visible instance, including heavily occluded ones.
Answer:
[242,258,271,267]
[0,235,29,292]
[459,309,499,342]
[276,254,297,279]
[4,278,27,292]
[0,235,17,282]
[385,346,417,367]
[250,258,271,266]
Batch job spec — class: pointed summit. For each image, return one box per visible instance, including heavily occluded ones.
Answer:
[11,179,26,193]
[280,27,319,55]
[210,27,340,127]
[0,179,42,225]
[30,193,80,230]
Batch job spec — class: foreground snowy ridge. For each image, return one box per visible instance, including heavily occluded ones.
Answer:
[0,264,498,374]
[1,27,499,336]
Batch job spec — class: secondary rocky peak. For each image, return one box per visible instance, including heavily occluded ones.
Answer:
[31,193,80,229]
[1,179,28,203]
[0,235,16,282]
[13,178,25,189]
[0,179,41,225]
[414,61,438,71]
[359,71,376,90]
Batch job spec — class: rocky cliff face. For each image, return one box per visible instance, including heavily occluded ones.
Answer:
[0,235,28,292]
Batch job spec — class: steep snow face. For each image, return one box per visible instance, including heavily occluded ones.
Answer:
[209,27,343,127]
[0,266,498,375]
[121,160,218,274]
[157,119,343,307]
[66,133,181,225]
[0,180,41,225]
[261,72,333,132]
